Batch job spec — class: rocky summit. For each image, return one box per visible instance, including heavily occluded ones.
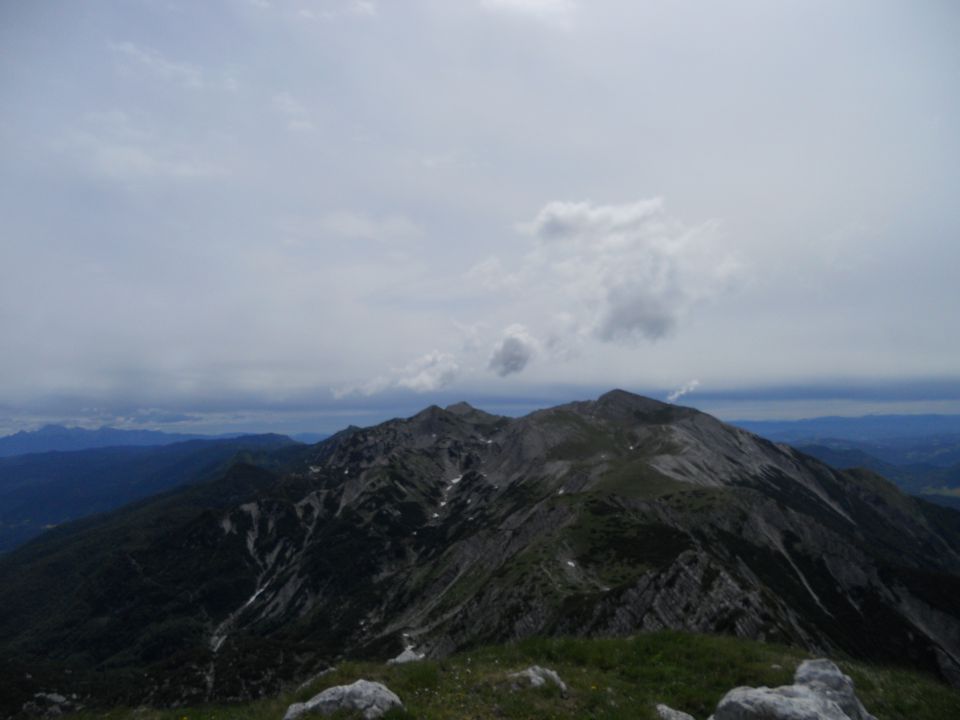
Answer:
[1,390,959,712]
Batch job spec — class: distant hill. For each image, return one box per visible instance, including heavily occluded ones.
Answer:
[0,424,217,457]
[733,414,960,448]
[796,443,960,509]
[0,434,305,552]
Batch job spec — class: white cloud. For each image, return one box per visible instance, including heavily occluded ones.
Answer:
[667,379,700,404]
[397,351,459,391]
[110,42,203,89]
[511,198,740,345]
[334,351,459,397]
[488,324,538,376]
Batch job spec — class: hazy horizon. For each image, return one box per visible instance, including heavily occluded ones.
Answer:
[3,1,958,435]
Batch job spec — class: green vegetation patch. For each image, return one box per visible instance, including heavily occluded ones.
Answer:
[71,632,960,720]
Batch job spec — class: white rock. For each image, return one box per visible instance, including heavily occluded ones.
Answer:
[283,679,402,720]
[387,647,425,665]
[793,659,876,720]
[508,665,567,693]
[713,684,851,720]
[656,703,696,720]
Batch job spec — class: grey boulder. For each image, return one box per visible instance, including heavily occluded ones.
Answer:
[793,659,876,720]
[508,665,568,693]
[656,703,696,720]
[712,657,876,720]
[386,648,425,665]
[713,684,849,720]
[283,679,402,720]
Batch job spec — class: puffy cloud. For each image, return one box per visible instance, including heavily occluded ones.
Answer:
[516,198,740,345]
[667,379,700,403]
[488,325,537,376]
[333,351,459,398]
[397,351,459,392]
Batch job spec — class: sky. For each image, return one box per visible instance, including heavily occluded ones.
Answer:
[1,0,959,435]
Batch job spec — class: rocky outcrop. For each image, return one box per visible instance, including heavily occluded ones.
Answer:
[656,703,696,720]
[386,648,424,665]
[713,684,851,720]
[792,659,875,720]
[508,665,568,693]
[711,658,876,720]
[282,679,402,720]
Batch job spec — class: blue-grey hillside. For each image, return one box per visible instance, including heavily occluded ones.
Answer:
[0,425,220,458]
[0,434,301,552]
[1,391,958,713]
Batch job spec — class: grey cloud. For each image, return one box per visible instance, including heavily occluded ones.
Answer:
[489,325,537,377]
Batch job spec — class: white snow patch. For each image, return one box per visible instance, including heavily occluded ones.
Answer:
[432,512,439,518]
[557,488,565,495]
[450,475,463,484]
[566,560,576,568]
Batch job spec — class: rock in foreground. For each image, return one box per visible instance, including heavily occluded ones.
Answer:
[508,665,568,693]
[283,679,402,720]
[712,658,876,720]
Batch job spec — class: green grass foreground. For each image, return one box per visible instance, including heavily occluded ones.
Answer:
[75,632,960,720]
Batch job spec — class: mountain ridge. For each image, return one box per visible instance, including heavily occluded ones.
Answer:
[1,390,958,712]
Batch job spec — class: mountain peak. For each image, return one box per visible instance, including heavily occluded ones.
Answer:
[444,401,476,415]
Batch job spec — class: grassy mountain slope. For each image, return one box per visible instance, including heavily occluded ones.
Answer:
[64,633,960,720]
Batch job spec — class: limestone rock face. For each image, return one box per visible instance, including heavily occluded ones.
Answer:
[508,665,568,693]
[713,684,849,720]
[711,657,877,720]
[282,680,402,720]
[655,703,696,720]
[793,659,876,720]
[386,647,425,665]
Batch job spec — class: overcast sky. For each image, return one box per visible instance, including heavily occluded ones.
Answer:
[2,0,959,434]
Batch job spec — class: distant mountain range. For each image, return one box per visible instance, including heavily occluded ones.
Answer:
[732,415,960,509]
[0,435,306,552]
[1,390,958,712]
[0,424,217,457]
[734,413,960,447]
[0,424,331,458]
